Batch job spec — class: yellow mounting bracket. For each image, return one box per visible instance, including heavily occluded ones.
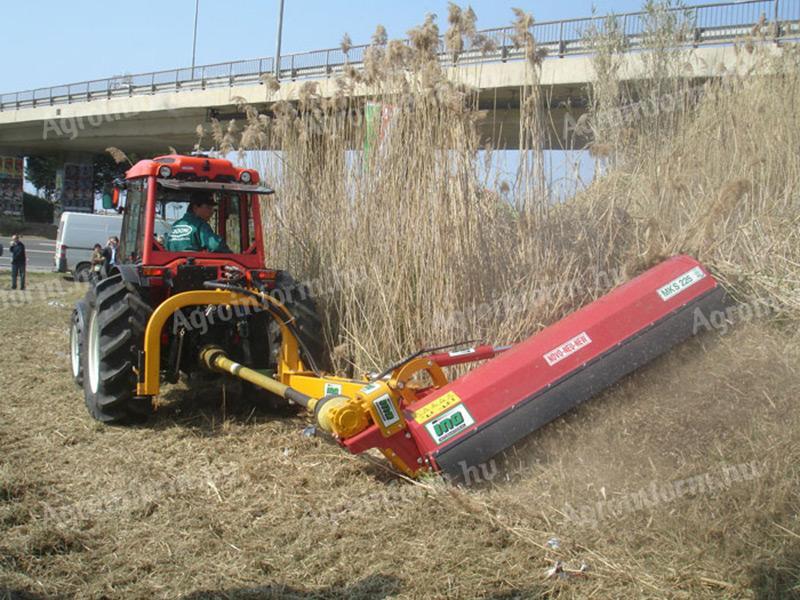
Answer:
[137,289,300,396]
[390,356,449,407]
[355,381,406,438]
[323,358,451,440]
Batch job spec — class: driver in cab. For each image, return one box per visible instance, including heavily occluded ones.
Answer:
[166,192,231,253]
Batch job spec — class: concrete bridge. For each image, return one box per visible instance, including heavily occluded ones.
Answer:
[0,0,797,158]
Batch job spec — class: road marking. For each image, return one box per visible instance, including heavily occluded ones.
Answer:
[0,240,56,246]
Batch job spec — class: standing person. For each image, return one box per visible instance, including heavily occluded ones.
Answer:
[103,236,119,266]
[9,234,26,290]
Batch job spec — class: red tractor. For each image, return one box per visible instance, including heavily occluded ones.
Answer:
[69,154,327,423]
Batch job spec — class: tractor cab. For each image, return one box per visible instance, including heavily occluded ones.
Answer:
[117,154,275,288]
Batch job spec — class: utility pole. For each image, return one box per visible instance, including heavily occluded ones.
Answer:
[274,0,285,79]
[191,0,200,75]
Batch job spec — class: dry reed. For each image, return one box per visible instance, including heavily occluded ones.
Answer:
[209,6,798,377]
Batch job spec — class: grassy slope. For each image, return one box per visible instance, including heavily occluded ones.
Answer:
[0,276,798,599]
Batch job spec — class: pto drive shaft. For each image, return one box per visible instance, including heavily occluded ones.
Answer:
[199,346,313,408]
[198,346,362,438]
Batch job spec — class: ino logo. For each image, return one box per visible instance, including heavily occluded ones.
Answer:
[372,394,400,428]
[425,404,475,445]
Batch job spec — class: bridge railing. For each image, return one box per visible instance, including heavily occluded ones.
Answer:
[1,0,798,112]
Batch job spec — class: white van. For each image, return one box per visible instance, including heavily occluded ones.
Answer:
[54,212,171,279]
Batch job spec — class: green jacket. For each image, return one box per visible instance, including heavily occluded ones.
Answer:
[166,210,231,253]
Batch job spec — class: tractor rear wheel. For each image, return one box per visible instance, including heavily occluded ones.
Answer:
[69,299,89,387]
[243,272,330,408]
[271,271,331,373]
[82,274,154,423]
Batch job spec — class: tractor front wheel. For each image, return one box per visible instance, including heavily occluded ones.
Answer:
[82,274,153,424]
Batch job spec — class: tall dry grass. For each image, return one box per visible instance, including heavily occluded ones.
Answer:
[579,27,800,315]
[201,4,799,375]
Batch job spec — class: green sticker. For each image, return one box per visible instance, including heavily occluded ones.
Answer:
[324,383,343,396]
[372,394,400,428]
[424,404,475,445]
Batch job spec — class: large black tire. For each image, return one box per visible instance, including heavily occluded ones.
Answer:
[81,274,154,424]
[242,272,330,408]
[69,299,89,387]
[271,271,331,373]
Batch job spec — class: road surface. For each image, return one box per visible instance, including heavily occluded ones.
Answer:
[0,236,56,273]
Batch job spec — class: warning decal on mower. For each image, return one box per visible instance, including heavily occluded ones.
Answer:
[413,391,462,424]
[657,266,706,301]
[358,382,382,396]
[424,404,475,445]
[543,332,592,366]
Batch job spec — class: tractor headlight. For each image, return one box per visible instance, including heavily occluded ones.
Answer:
[158,166,172,178]
[240,171,252,184]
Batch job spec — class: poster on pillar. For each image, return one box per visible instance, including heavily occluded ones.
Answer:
[56,163,94,212]
[0,156,24,215]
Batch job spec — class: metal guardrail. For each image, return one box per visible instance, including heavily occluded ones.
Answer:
[1,0,798,112]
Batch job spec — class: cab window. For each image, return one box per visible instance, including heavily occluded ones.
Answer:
[119,178,147,262]
[156,183,251,254]
[223,194,242,253]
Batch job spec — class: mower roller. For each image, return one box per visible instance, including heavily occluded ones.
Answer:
[71,154,728,480]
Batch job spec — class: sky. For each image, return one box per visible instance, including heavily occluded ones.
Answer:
[1,0,646,94]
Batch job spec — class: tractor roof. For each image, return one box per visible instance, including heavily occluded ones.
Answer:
[126,154,260,184]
